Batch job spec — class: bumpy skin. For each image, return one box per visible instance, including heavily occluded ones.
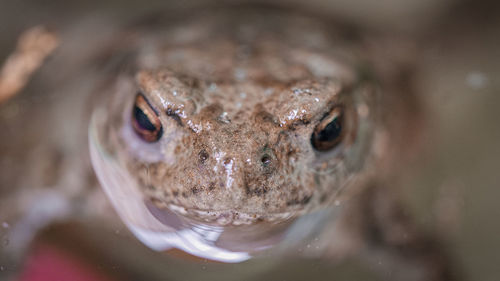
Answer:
[98,9,376,224]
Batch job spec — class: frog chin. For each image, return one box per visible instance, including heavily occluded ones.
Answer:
[159,202,299,226]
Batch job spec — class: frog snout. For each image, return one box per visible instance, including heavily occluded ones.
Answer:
[194,141,279,179]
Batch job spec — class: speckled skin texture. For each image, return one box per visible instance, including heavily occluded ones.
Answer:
[98,9,376,224]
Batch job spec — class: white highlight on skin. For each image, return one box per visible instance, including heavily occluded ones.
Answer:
[158,95,169,108]
[287,109,298,121]
[158,95,187,119]
[224,158,235,189]
[213,150,225,173]
[186,119,202,133]
[208,83,217,92]
[218,112,230,123]
[292,88,311,95]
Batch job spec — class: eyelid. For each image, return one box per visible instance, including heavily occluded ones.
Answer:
[135,93,160,118]
[316,106,343,132]
[311,105,345,151]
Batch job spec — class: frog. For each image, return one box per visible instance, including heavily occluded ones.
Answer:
[86,6,452,270]
[84,7,385,261]
[92,8,373,225]
[0,4,455,280]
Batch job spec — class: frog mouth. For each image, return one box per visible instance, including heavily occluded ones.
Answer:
[153,201,299,226]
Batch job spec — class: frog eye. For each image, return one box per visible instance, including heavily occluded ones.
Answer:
[311,106,344,151]
[132,93,163,142]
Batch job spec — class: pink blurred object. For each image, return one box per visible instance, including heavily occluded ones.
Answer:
[18,244,117,281]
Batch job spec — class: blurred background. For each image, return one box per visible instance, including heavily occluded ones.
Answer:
[0,0,499,280]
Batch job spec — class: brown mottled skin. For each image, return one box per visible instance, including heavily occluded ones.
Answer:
[96,9,376,224]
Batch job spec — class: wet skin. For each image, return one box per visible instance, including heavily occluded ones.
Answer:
[95,9,377,225]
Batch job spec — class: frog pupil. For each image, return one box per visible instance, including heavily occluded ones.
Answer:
[133,106,156,131]
[311,107,344,151]
[317,117,342,143]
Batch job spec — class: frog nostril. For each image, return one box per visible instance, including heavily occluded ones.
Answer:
[198,149,209,164]
[261,154,272,166]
